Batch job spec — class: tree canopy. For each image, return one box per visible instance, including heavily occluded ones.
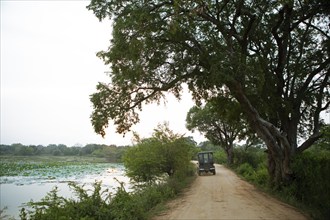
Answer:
[88,0,329,185]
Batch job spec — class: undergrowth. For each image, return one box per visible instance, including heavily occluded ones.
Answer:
[230,147,330,220]
[18,163,196,220]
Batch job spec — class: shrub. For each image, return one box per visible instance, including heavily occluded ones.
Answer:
[235,162,269,187]
[110,186,145,220]
[236,163,255,181]
[214,150,227,164]
[289,151,330,219]
[123,124,195,183]
[234,147,266,169]
[253,165,269,186]
[20,182,113,220]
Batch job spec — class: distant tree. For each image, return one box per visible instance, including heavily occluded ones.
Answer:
[52,149,62,156]
[198,141,219,152]
[186,97,248,165]
[0,144,13,154]
[92,145,121,161]
[45,144,58,155]
[12,143,25,155]
[88,0,330,187]
[27,145,40,155]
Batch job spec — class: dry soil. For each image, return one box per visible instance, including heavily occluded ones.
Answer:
[154,164,309,220]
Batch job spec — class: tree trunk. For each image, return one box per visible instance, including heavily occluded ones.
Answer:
[267,148,292,188]
[225,146,234,166]
[228,81,293,187]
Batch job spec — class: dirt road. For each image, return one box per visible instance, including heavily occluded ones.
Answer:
[154,164,308,220]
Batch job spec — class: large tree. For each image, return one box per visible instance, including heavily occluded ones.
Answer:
[88,0,330,186]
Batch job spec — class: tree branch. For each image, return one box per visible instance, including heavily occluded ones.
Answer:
[297,132,322,153]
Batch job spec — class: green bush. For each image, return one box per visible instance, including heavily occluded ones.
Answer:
[20,182,113,220]
[289,151,330,219]
[236,163,255,181]
[234,147,266,169]
[132,182,176,215]
[214,150,227,164]
[124,124,195,183]
[252,165,269,186]
[110,186,145,220]
[235,162,269,187]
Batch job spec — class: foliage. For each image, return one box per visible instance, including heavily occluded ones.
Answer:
[252,165,269,186]
[197,141,219,152]
[234,147,267,169]
[20,182,113,220]
[123,123,195,183]
[236,163,255,180]
[230,141,330,219]
[19,164,196,220]
[87,0,329,186]
[123,139,165,183]
[186,97,251,165]
[312,124,330,151]
[186,98,246,141]
[213,149,227,165]
[287,151,330,219]
[0,144,128,162]
[237,163,269,186]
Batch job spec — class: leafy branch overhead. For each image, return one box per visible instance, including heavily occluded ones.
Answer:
[88,0,329,186]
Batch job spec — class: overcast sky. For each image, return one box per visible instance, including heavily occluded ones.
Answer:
[0,1,206,147]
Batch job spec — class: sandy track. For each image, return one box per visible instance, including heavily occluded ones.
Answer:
[154,164,308,220]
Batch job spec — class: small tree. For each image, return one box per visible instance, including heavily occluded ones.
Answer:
[123,123,195,184]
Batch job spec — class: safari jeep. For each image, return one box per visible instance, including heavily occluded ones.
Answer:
[197,151,216,175]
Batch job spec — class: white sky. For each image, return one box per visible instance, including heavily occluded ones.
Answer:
[0,1,206,147]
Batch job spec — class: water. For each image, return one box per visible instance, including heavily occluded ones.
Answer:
[0,163,131,219]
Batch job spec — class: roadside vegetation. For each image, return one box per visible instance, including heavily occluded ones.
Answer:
[203,126,330,219]
[10,124,196,220]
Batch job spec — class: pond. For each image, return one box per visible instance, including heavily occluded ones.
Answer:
[0,162,131,219]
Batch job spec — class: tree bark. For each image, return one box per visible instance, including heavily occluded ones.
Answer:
[225,146,234,166]
[227,80,293,187]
